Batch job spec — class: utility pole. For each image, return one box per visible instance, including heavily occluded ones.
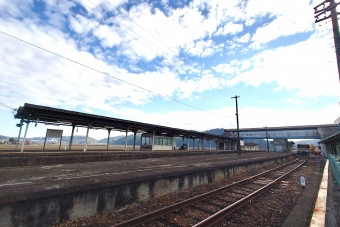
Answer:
[231,95,241,155]
[314,0,340,82]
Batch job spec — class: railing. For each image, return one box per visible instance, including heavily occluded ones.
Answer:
[328,154,340,187]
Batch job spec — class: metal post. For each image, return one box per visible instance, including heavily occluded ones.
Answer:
[265,127,270,153]
[202,138,205,150]
[125,128,128,151]
[209,140,211,151]
[69,124,76,150]
[231,95,241,155]
[133,131,137,151]
[216,140,219,151]
[83,122,91,152]
[58,131,63,150]
[107,128,112,150]
[15,120,23,150]
[43,130,48,151]
[187,136,190,151]
[152,131,155,151]
[331,0,340,82]
[172,137,175,151]
[20,121,30,152]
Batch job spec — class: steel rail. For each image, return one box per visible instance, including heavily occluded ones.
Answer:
[193,157,308,227]
[112,158,301,227]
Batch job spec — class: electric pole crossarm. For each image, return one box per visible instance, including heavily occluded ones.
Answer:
[314,0,340,83]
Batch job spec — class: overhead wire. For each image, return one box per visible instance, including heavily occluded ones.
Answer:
[102,0,178,55]
[81,0,208,79]
[0,30,235,119]
[82,0,185,65]
[78,0,163,56]
[0,102,17,115]
[76,0,239,120]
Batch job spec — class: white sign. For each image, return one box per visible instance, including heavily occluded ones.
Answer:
[300,176,306,187]
[46,129,63,138]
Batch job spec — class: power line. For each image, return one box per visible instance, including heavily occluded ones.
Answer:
[81,0,171,60]
[102,0,178,55]
[0,102,17,114]
[0,30,235,119]
[79,0,199,75]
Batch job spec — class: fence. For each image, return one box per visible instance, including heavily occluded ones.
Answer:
[328,154,340,187]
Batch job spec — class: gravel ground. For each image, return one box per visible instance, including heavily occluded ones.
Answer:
[54,158,316,227]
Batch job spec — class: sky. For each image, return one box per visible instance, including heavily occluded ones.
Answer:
[0,0,340,140]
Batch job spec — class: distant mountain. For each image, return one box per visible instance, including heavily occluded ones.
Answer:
[0,135,9,140]
[203,128,224,135]
[98,135,126,144]
[61,136,98,144]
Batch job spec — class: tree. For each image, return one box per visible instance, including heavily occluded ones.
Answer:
[9,138,16,143]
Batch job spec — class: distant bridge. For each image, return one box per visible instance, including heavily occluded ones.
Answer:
[225,124,339,140]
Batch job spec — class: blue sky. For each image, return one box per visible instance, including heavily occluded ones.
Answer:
[0,0,339,140]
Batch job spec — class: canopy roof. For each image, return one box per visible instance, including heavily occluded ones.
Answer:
[15,103,233,141]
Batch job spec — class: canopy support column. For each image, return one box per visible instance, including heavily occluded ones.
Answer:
[20,121,30,152]
[133,131,137,151]
[125,128,129,151]
[152,131,155,151]
[15,120,23,150]
[69,124,76,151]
[107,128,112,150]
[187,136,190,151]
[83,122,91,152]
[209,140,211,151]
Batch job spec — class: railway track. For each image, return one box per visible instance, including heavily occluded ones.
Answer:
[112,158,308,227]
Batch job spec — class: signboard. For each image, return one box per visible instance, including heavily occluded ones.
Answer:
[46,129,63,138]
[43,129,63,150]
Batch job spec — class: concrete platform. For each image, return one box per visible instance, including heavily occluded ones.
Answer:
[0,150,254,167]
[0,151,294,227]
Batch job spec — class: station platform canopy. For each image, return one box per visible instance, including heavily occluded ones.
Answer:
[14,103,233,141]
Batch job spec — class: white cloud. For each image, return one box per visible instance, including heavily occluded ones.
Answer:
[214,22,243,36]
[185,39,224,57]
[1,0,339,141]
[227,32,340,98]
[246,0,314,45]
[69,15,98,35]
[286,98,305,104]
[93,24,123,48]
[235,33,250,43]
